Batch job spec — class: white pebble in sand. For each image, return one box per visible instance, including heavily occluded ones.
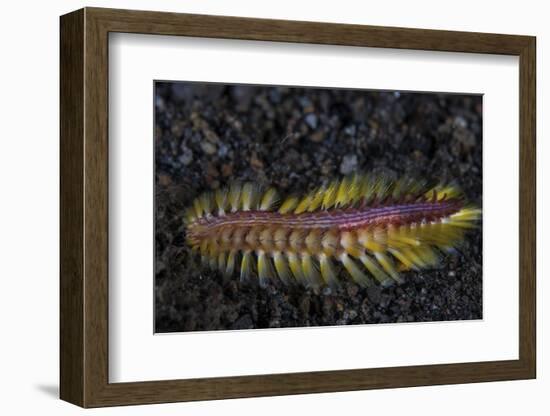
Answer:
[340,154,358,175]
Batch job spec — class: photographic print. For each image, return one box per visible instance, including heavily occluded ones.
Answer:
[60,9,535,406]
[154,82,482,333]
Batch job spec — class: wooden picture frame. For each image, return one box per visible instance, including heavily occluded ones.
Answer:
[60,7,536,408]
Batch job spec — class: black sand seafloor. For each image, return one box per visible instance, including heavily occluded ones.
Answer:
[154,82,482,333]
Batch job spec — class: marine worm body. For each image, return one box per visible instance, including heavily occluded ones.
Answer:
[185,174,480,289]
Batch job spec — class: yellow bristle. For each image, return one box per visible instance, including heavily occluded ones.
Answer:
[391,177,417,200]
[321,180,339,210]
[257,250,274,288]
[447,218,478,229]
[451,207,482,221]
[374,252,401,282]
[200,192,214,215]
[393,225,420,247]
[288,253,305,283]
[360,174,376,203]
[225,251,237,277]
[184,207,196,223]
[420,222,463,247]
[319,253,339,288]
[414,246,440,267]
[215,188,228,214]
[408,178,428,197]
[273,252,292,285]
[335,176,351,207]
[357,229,386,252]
[193,198,203,218]
[240,251,253,282]
[374,176,392,200]
[439,186,461,200]
[301,253,321,288]
[348,173,364,205]
[400,247,426,268]
[391,177,405,200]
[307,186,326,212]
[425,186,437,200]
[388,248,418,271]
[229,182,242,212]
[389,225,421,248]
[340,253,372,287]
[260,187,279,211]
[426,184,462,201]
[241,182,255,211]
[279,195,299,214]
[359,253,392,286]
[294,193,314,214]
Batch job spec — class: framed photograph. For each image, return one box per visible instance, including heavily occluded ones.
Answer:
[60,7,536,408]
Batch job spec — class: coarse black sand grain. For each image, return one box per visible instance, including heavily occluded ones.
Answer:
[154,82,482,333]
